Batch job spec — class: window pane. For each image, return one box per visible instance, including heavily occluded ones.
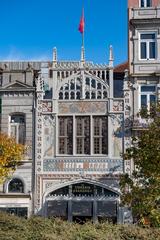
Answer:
[11,115,25,123]
[70,82,75,90]
[76,91,81,99]
[10,114,26,144]
[94,138,100,154]
[149,42,155,59]
[65,92,69,99]
[77,138,83,154]
[141,42,147,59]
[70,92,75,99]
[102,117,108,154]
[86,78,90,85]
[85,91,90,99]
[141,86,156,92]
[59,92,63,99]
[76,117,90,154]
[91,79,96,88]
[97,83,101,89]
[150,95,156,104]
[77,117,83,136]
[91,91,96,99]
[19,125,25,145]
[94,118,100,135]
[141,33,155,40]
[147,0,151,7]
[59,139,65,154]
[141,0,145,7]
[141,95,147,107]
[84,117,90,154]
[93,116,108,155]
[58,117,73,154]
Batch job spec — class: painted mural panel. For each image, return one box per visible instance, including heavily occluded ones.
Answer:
[111,114,123,157]
[43,115,55,158]
[43,158,123,173]
[58,101,107,114]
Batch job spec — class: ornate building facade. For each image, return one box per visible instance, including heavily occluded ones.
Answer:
[0,0,160,223]
[0,47,126,222]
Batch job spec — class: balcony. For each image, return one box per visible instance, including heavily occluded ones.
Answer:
[132,117,153,130]
[130,7,160,20]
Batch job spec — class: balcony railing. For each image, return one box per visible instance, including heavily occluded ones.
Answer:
[132,117,153,130]
[130,7,160,20]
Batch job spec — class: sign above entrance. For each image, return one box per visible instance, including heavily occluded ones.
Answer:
[72,183,94,196]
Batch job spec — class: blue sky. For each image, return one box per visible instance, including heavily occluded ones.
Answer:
[0,0,127,65]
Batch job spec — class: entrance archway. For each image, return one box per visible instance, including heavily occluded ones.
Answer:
[43,179,120,222]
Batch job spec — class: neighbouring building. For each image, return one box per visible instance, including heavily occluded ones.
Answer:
[0,0,160,223]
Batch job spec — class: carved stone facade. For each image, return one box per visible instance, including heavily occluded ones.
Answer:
[0,45,126,221]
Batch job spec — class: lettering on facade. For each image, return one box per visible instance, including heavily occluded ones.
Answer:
[72,183,94,194]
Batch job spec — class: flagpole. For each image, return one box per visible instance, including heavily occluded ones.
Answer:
[82,7,84,49]
[82,26,84,49]
[79,5,85,62]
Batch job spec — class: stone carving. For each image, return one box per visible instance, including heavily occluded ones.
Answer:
[110,114,123,157]
[43,158,123,173]
[59,101,107,114]
[113,100,124,112]
[43,115,55,158]
[42,101,52,112]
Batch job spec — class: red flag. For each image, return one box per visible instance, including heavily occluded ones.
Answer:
[78,8,84,34]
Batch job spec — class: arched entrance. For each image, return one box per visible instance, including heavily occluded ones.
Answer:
[43,179,120,222]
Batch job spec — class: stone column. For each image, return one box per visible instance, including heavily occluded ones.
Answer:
[68,200,72,222]
[68,185,72,222]
[93,200,98,223]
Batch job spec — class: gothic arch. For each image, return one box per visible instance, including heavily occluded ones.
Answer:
[43,178,120,203]
[57,72,109,100]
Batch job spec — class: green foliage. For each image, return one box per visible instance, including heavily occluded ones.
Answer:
[0,212,160,240]
[120,104,160,227]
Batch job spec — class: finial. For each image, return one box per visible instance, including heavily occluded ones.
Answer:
[109,45,114,67]
[53,47,57,62]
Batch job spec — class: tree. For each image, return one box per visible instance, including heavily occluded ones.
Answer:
[120,104,160,227]
[0,133,25,183]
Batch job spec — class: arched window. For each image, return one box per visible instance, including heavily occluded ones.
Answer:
[8,178,24,193]
[70,92,75,99]
[59,92,63,100]
[58,76,108,100]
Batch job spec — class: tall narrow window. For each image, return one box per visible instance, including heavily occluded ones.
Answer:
[140,33,156,60]
[58,117,73,154]
[140,0,152,7]
[10,114,26,144]
[93,116,108,154]
[76,116,90,154]
[140,85,156,110]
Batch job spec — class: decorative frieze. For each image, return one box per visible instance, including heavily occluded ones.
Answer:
[59,101,107,114]
[43,158,123,173]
